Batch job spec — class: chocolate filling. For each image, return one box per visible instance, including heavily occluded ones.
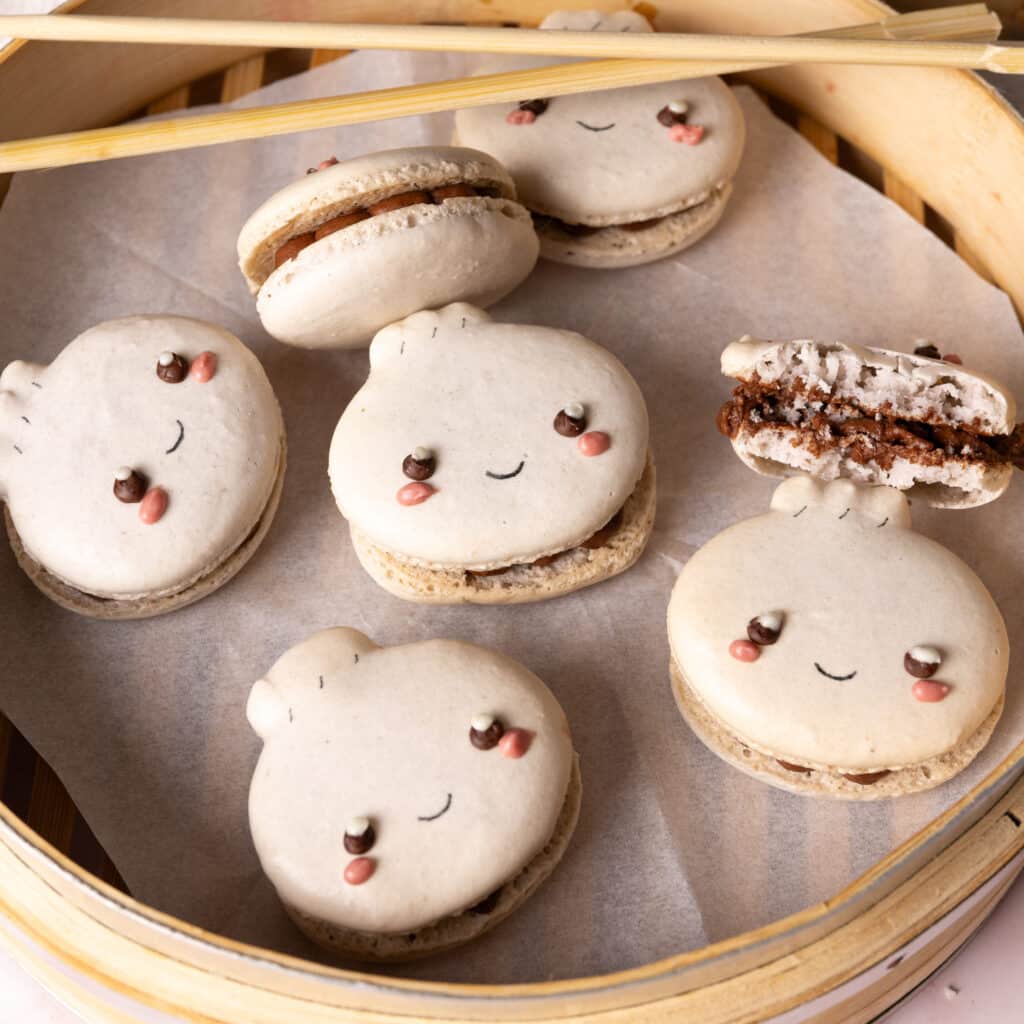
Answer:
[273,183,499,269]
[465,510,623,581]
[718,378,1024,472]
[776,759,891,786]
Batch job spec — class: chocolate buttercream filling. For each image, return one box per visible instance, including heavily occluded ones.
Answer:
[718,378,1024,472]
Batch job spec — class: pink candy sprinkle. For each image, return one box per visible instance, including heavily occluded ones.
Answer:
[577,431,611,457]
[729,639,761,663]
[912,679,950,703]
[318,157,339,171]
[944,353,963,365]
[498,728,533,759]
[344,857,376,885]
[189,351,217,383]
[397,482,436,506]
[139,487,168,525]
[669,123,705,145]
[506,108,537,126]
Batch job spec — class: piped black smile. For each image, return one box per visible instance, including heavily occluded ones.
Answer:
[417,792,453,822]
[485,460,525,480]
[165,419,184,455]
[814,663,857,681]
[576,120,616,132]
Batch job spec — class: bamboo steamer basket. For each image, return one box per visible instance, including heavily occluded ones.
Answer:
[1,0,1023,1020]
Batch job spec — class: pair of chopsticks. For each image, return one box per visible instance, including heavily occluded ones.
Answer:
[0,4,1014,173]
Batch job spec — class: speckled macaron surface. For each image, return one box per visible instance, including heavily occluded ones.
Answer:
[0,316,284,605]
[247,628,576,938]
[667,476,1008,793]
[454,11,745,238]
[328,303,649,571]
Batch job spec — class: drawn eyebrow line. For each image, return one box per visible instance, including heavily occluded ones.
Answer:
[877,517,889,528]
[30,382,42,389]
[838,508,851,520]
[20,416,29,425]
[319,675,324,689]
[12,444,22,454]
[792,505,807,518]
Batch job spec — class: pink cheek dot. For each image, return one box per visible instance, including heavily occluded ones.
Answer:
[577,431,611,457]
[344,857,376,885]
[506,108,536,125]
[729,639,761,663]
[498,728,533,759]
[189,351,217,383]
[912,679,951,703]
[943,353,963,365]
[318,157,339,171]
[397,482,436,506]
[669,123,705,145]
[138,487,168,525]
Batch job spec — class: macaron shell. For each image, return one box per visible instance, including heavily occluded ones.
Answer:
[247,630,575,934]
[256,198,538,349]
[0,316,283,599]
[666,483,1007,772]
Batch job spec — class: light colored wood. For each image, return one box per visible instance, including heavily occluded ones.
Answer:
[0,7,1003,173]
[883,168,927,221]
[798,114,840,162]
[219,53,265,102]
[309,49,351,68]
[955,233,995,281]
[25,760,76,857]
[146,84,189,115]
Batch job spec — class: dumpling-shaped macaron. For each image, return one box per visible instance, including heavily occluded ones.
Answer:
[454,10,745,268]
[0,316,285,618]
[236,146,539,348]
[247,627,580,961]
[328,303,654,603]
[667,476,1007,799]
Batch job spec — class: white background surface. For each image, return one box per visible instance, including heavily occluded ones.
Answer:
[1,0,1023,1020]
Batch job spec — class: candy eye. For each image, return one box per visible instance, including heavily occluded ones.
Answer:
[747,611,784,646]
[344,816,376,854]
[113,467,147,504]
[553,401,587,437]
[470,713,505,750]
[657,100,688,126]
[507,98,550,125]
[402,446,436,480]
[904,645,941,678]
[518,98,549,116]
[156,350,188,383]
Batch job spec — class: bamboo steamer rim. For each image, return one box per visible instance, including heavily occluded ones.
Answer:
[0,0,1023,1019]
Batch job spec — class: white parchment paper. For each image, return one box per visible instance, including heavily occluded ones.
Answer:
[0,50,1021,983]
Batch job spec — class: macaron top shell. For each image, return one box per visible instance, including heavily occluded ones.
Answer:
[0,316,283,599]
[247,628,574,934]
[454,12,745,226]
[328,304,649,569]
[667,476,1007,772]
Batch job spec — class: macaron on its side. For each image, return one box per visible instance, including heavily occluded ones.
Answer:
[237,147,540,349]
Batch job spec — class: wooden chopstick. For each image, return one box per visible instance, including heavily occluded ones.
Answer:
[0,7,1012,67]
[0,6,1005,175]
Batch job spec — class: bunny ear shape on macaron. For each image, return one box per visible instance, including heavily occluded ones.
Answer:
[538,9,654,32]
[368,304,494,369]
[769,476,912,529]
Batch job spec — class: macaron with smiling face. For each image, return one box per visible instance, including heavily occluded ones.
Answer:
[246,627,580,961]
[453,10,746,268]
[0,316,285,618]
[328,303,654,604]
[667,476,1008,799]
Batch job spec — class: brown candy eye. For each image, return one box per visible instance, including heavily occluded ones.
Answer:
[657,100,689,126]
[904,645,941,678]
[344,816,375,855]
[747,611,784,646]
[402,446,436,481]
[156,351,188,383]
[519,98,549,116]
[913,343,942,360]
[553,402,587,437]
[470,714,505,750]
[113,467,147,503]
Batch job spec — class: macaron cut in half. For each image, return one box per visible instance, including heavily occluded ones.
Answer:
[718,336,1024,508]
[453,10,746,269]
[247,627,580,961]
[0,316,285,619]
[237,146,540,348]
[329,303,655,604]
[667,476,1008,800]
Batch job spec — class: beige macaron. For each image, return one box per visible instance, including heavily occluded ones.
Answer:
[237,146,539,348]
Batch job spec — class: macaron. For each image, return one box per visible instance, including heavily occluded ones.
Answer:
[453,10,745,269]
[328,303,655,604]
[0,316,285,618]
[246,627,580,961]
[718,336,1023,508]
[236,146,540,348]
[667,476,1008,800]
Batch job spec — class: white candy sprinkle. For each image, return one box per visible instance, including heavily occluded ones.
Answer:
[157,350,175,367]
[564,401,585,420]
[909,645,941,665]
[668,100,689,114]
[757,611,784,632]
[472,713,495,733]
[114,466,133,482]
[412,446,433,462]
[346,816,370,836]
